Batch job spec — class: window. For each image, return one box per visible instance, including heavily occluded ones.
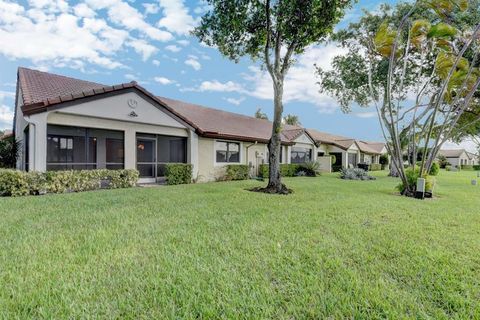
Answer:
[291,147,312,164]
[106,139,124,170]
[216,141,240,163]
[317,151,325,157]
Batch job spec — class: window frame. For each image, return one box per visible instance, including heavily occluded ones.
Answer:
[215,140,241,164]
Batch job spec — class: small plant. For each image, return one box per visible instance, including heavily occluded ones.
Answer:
[298,161,321,177]
[396,167,435,196]
[429,162,440,176]
[437,155,449,169]
[225,165,249,180]
[330,155,336,165]
[339,168,376,181]
[379,154,389,169]
[165,164,192,185]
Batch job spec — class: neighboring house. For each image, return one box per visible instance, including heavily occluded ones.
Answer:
[438,149,479,167]
[0,130,13,141]
[307,129,387,170]
[13,67,386,182]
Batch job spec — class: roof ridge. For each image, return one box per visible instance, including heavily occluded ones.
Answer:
[158,96,301,131]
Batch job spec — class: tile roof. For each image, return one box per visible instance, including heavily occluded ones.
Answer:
[158,96,299,144]
[307,128,385,154]
[438,149,468,158]
[18,67,106,106]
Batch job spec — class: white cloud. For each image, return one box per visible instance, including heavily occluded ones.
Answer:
[126,39,157,61]
[73,3,95,18]
[443,139,479,154]
[86,0,173,42]
[353,112,377,119]
[142,3,159,15]
[124,73,137,80]
[157,0,197,35]
[185,58,201,71]
[154,76,175,85]
[0,104,13,130]
[242,44,347,113]
[177,39,189,46]
[224,97,245,106]
[152,59,160,66]
[165,44,181,52]
[196,80,245,93]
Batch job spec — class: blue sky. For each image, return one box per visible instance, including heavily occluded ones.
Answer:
[0,0,397,142]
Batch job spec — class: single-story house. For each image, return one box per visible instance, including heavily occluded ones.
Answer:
[438,149,479,167]
[307,129,387,170]
[13,67,386,182]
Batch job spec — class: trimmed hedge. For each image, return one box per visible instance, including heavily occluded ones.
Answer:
[461,165,474,170]
[474,165,480,171]
[370,163,382,171]
[259,164,299,178]
[225,165,249,180]
[0,169,139,197]
[165,163,192,185]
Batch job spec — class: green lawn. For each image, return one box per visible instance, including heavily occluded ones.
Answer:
[1,171,480,318]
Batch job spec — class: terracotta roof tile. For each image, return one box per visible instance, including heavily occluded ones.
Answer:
[158,96,299,144]
[18,67,106,105]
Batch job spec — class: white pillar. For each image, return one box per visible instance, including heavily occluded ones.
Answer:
[188,130,199,178]
[286,146,291,164]
[343,151,348,168]
[124,127,136,169]
[27,113,48,172]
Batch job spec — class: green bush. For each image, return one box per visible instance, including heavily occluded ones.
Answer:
[379,154,389,166]
[258,164,299,178]
[474,165,480,171]
[0,136,19,168]
[332,164,343,172]
[437,154,449,168]
[370,163,382,171]
[225,164,249,180]
[0,169,139,197]
[461,165,474,170]
[396,167,434,194]
[298,161,320,177]
[445,165,452,171]
[165,164,192,185]
[429,162,440,176]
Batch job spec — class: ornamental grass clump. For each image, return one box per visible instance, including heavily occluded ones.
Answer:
[340,168,376,181]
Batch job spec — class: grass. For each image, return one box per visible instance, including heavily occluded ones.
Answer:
[1,170,480,318]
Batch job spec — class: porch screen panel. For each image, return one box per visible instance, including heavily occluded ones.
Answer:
[291,147,312,164]
[157,135,187,177]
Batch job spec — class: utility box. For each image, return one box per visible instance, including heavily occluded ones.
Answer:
[416,178,425,200]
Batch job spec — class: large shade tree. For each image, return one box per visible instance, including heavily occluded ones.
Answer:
[318,0,480,196]
[193,0,353,193]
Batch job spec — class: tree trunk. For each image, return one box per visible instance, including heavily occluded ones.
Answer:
[265,80,290,194]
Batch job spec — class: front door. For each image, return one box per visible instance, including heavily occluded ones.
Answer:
[137,138,156,179]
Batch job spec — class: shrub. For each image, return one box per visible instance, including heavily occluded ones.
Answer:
[437,154,449,168]
[396,167,434,194]
[259,164,299,178]
[370,163,382,171]
[461,165,474,170]
[429,162,440,176]
[165,164,192,185]
[0,169,139,197]
[445,165,452,171]
[379,154,389,166]
[225,164,249,180]
[474,165,480,171]
[339,168,376,180]
[332,164,343,172]
[298,161,320,177]
[0,136,19,168]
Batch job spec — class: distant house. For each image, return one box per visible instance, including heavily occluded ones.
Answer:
[0,129,13,140]
[438,149,479,167]
[307,129,387,170]
[13,67,387,182]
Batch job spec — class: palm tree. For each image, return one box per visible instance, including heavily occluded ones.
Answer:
[283,114,301,126]
[254,108,269,120]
